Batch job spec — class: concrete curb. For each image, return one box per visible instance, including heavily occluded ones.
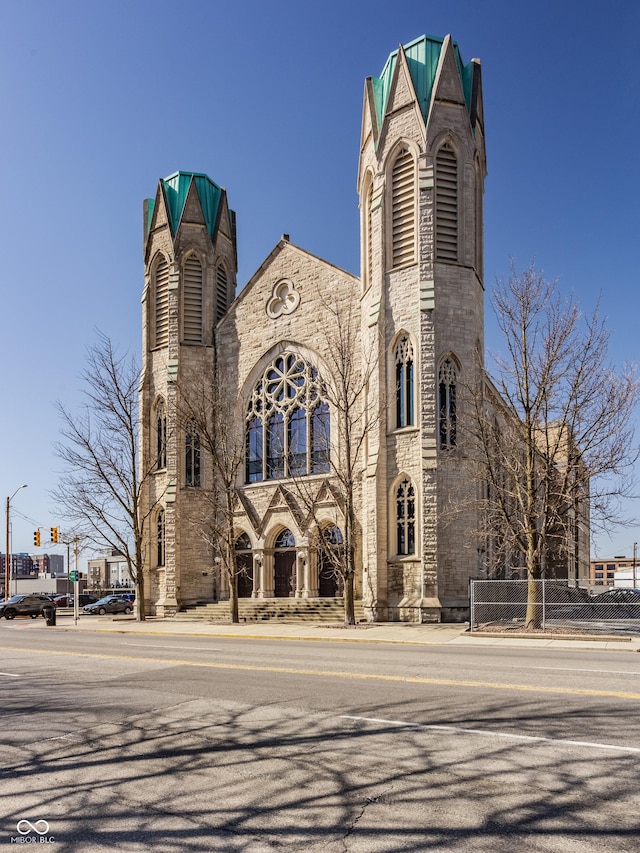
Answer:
[468,631,632,643]
[44,614,640,651]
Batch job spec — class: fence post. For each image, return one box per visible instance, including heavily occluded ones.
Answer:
[542,576,546,631]
[469,579,474,633]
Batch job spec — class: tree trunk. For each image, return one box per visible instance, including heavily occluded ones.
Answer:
[229,573,239,623]
[524,579,542,629]
[343,570,355,626]
[136,574,146,621]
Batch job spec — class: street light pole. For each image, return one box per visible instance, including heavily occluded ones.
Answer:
[4,485,28,600]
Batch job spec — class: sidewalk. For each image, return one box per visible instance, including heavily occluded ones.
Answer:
[53,614,640,652]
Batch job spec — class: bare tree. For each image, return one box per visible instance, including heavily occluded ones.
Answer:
[54,333,162,621]
[469,265,639,627]
[286,290,379,626]
[177,343,245,623]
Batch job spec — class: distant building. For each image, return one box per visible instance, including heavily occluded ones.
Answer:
[1,553,36,582]
[31,554,65,576]
[590,557,639,587]
[87,551,133,591]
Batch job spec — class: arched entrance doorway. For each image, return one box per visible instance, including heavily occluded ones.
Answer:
[318,525,344,597]
[235,533,253,598]
[274,529,296,597]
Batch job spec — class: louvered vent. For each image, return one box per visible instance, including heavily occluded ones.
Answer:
[216,265,227,321]
[183,255,203,343]
[436,145,458,261]
[391,150,415,267]
[154,258,169,348]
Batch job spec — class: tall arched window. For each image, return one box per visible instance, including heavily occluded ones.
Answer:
[185,420,201,486]
[216,265,228,322]
[439,358,457,449]
[155,399,167,470]
[245,353,330,483]
[391,148,415,267]
[154,256,170,348]
[183,254,203,343]
[157,508,165,567]
[246,416,263,483]
[311,402,330,473]
[394,335,414,428]
[436,143,458,261]
[266,411,285,479]
[396,478,416,555]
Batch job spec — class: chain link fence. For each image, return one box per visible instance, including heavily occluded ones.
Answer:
[470,579,640,634]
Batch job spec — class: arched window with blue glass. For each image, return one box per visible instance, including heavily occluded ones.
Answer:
[395,478,416,556]
[438,357,457,449]
[185,420,201,486]
[155,398,167,470]
[245,353,330,482]
[156,508,165,567]
[394,334,414,428]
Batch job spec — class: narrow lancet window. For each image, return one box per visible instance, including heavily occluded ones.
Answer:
[439,358,457,449]
[395,335,414,428]
[396,479,416,555]
[185,421,201,486]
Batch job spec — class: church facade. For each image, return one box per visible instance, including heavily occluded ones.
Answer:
[139,34,491,622]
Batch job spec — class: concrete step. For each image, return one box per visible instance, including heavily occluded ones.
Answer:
[174,598,366,623]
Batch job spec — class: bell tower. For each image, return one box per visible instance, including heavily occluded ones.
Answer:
[140,172,237,616]
[358,35,487,621]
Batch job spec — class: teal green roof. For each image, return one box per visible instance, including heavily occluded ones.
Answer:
[372,34,474,127]
[145,171,223,240]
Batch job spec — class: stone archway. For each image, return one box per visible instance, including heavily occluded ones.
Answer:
[274,529,296,597]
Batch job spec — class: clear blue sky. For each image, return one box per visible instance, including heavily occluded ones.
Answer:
[1,0,638,562]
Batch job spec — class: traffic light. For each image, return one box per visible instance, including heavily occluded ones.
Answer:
[33,530,41,547]
[51,526,59,544]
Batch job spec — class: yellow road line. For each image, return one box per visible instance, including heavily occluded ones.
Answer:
[3,645,640,700]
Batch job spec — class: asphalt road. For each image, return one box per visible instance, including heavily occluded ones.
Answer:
[1,621,640,852]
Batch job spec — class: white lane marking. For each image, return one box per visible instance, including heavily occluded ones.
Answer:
[0,671,21,677]
[517,665,640,676]
[340,715,640,754]
[121,643,222,652]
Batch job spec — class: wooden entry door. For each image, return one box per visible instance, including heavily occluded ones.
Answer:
[274,551,295,597]
[236,553,253,598]
[318,552,343,597]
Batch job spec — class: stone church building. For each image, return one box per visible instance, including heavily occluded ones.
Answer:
[139,33,492,622]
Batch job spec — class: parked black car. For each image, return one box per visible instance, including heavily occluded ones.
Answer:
[83,595,134,615]
[52,593,99,608]
[587,587,640,618]
[0,594,55,620]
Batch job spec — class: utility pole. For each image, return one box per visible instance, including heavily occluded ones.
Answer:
[74,536,80,626]
[5,485,27,600]
[4,497,9,601]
